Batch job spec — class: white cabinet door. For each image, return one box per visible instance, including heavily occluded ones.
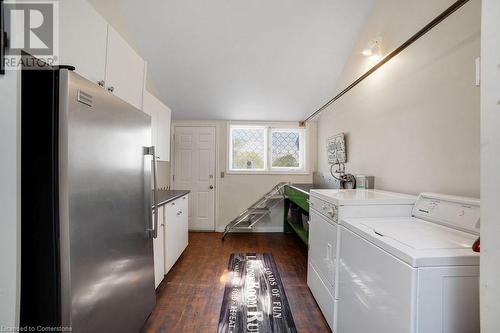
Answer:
[142,91,171,161]
[178,195,189,251]
[153,206,165,288]
[156,103,171,161]
[164,196,189,274]
[59,0,108,85]
[105,26,146,110]
[164,200,178,273]
[142,91,159,148]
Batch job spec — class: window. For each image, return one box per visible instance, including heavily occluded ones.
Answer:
[229,124,306,173]
[230,126,267,171]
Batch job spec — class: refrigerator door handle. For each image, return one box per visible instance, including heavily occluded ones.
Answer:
[144,146,159,238]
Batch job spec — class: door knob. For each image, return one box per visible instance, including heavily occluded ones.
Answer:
[209,185,214,189]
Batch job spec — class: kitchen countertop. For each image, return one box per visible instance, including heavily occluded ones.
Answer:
[153,190,190,208]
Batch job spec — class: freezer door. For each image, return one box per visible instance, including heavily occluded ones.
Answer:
[58,70,155,332]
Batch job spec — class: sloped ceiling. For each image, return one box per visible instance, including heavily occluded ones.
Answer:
[90,0,373,120]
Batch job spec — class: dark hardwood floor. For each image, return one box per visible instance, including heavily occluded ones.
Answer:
[142,232,330,333]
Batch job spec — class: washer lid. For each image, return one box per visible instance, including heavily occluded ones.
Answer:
[362,219,476,250]
[342,217,479,268]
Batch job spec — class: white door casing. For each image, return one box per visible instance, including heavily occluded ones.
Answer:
[480,1,500,331]
[173,127,216,231]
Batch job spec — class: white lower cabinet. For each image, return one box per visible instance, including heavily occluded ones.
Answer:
[153,205,165,288]
[152,195,189,288]
[164,195,189,273]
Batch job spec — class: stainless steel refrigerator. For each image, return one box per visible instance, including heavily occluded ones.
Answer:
[21,65,159,332]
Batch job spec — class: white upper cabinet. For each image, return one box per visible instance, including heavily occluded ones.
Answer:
[142,91,158,147]
[59,1,146,111]
[143,91,171,161]
[59,0,108,84]
[156,102,171,161]
[105,26,146,110]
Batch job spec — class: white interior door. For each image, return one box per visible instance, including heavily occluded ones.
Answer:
[173,127,216,231]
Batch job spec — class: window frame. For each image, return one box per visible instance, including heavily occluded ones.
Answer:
[227,122,308,175]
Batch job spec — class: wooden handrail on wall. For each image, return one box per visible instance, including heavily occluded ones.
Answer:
[302,0,471,124]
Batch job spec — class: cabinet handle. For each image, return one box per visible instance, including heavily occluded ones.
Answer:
[326,243,332,261]
[107,86,115,93]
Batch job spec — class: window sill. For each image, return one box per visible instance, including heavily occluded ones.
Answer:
[226,170,310,176]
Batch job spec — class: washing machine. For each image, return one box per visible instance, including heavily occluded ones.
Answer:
[338,193,480,333]
[307,189,417,332]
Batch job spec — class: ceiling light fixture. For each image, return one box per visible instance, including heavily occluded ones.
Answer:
[362,37,382,61]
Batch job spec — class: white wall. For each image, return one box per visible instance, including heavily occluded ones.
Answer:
[171,120,316,231]
[316,0,480,198]
[0,71,20,325]
[480,0,500,331]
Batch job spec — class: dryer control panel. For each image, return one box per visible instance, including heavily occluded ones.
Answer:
[310,196,338,224]
[412,193,480,235]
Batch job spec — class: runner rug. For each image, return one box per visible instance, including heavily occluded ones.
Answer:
[217,253,297,333]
